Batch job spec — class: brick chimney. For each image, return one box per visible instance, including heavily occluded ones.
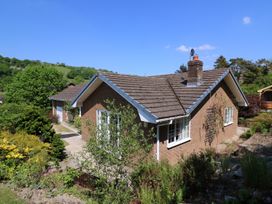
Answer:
[187,55,203,86]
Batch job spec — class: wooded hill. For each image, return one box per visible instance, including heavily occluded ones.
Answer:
[0,55,108,92]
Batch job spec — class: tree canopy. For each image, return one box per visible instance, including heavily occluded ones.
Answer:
[5,65,67,109]
[214,55,229,69]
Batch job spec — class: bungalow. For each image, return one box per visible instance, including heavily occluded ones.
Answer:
[54,55,248,164]
[50,83,87,123]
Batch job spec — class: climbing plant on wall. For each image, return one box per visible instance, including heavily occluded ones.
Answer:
[203,93,225,146]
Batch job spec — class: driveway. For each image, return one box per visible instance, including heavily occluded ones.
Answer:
[53,123,86,156]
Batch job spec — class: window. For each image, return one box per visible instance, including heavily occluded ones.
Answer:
[167,117,190,148]
[224,107,233,126]
[97,110,120,145]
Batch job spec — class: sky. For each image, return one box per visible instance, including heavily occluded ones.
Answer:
[0,0,271,75]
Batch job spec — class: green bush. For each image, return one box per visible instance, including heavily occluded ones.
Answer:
[240,153,272,190]
[181,150,216,197]
[49,134,66,161]
[11,162,43,187]
[240,129,253,139]
[0,104,66,161]
[132,160,184,204]
[74,116,82,130]
[62,168,80,188]
[0,132,50,184]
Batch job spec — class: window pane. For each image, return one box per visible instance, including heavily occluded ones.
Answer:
[168,123,175,143]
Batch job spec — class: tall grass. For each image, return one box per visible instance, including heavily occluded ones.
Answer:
[241,153,272,190]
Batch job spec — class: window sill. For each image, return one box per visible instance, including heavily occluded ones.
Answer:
[167,137,191,149]
[224,122,233,127]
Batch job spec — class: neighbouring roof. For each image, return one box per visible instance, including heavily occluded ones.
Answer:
[72,68,248,123]
[257,85,272,93]
[50,83,87,102]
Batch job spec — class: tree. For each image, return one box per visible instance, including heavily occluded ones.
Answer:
[5,65,67,109]
[176,64,187,73]
[79,100,153,203]
[0,103,65,160]
[229,58,260,83]
[214,55,229,69]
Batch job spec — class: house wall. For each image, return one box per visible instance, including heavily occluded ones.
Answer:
[156,82,238,165]
[81,82,150,141]
[81,81,238,165]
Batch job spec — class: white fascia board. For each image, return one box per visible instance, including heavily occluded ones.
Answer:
[156,114,190,123]
[71,74,99,108]
[98,75,157,124]
[228,71,249,107]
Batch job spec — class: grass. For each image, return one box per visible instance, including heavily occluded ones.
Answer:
[0,184,26,204]
[53,124,74,133]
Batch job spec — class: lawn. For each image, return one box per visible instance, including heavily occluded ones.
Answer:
[0,184,26,204]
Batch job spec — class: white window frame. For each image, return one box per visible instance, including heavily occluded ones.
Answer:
[96,109,120,145]
[224,107,234,126]
[167,117,191,148]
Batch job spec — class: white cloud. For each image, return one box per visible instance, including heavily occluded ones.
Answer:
[243,16,251,25]
[176,45,190,52]
[197,44,215,51]
[176,44,215,52]
[165,45,170,49]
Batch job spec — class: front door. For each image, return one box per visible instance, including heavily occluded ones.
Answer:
[56,106,63,123]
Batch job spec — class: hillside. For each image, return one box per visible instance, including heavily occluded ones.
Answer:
[0,55,108,92]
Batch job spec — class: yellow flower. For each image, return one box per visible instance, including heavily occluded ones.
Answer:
[24,147,32,154]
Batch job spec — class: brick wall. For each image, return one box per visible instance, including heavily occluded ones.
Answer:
[157,82,238,165]
[81,81,238,164]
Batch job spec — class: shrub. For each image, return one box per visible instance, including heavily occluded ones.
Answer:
[49,134,66,161]
[240,153,272,190]
[0,104,66,161]
[0,132,50,185]
[240,129,253,139]
[62,168,80,188]
[132,160,184,204]
[239,95,260,118]
[11,162,44,187]
[181,149,216,197]
[74,116,82,130]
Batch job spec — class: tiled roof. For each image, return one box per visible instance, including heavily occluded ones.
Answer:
[101,68,229,119]
[50,83,87,102]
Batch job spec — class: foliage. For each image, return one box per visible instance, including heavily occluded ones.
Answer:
[132,160,184,204]
[40,168,80,190]
[67,67,97,81]
[239,95,260,118]
[74,115,82,130]
[0,54,103,92]
[181,150,216,197]
[62,168,80,188]
[0,184,26,204]
[242,113,272,138]
[0,132,50,186]
[5,65,67,109]
[0,103,65,160]
[203,99,224,146]
[11,162,44,187]
[79,100,154,203]
[214,55,229,69]
[240,153,272,190]
[240,129,253,139]
[50,134,66,161]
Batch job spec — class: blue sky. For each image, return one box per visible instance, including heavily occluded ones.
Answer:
[0,0,271,75]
